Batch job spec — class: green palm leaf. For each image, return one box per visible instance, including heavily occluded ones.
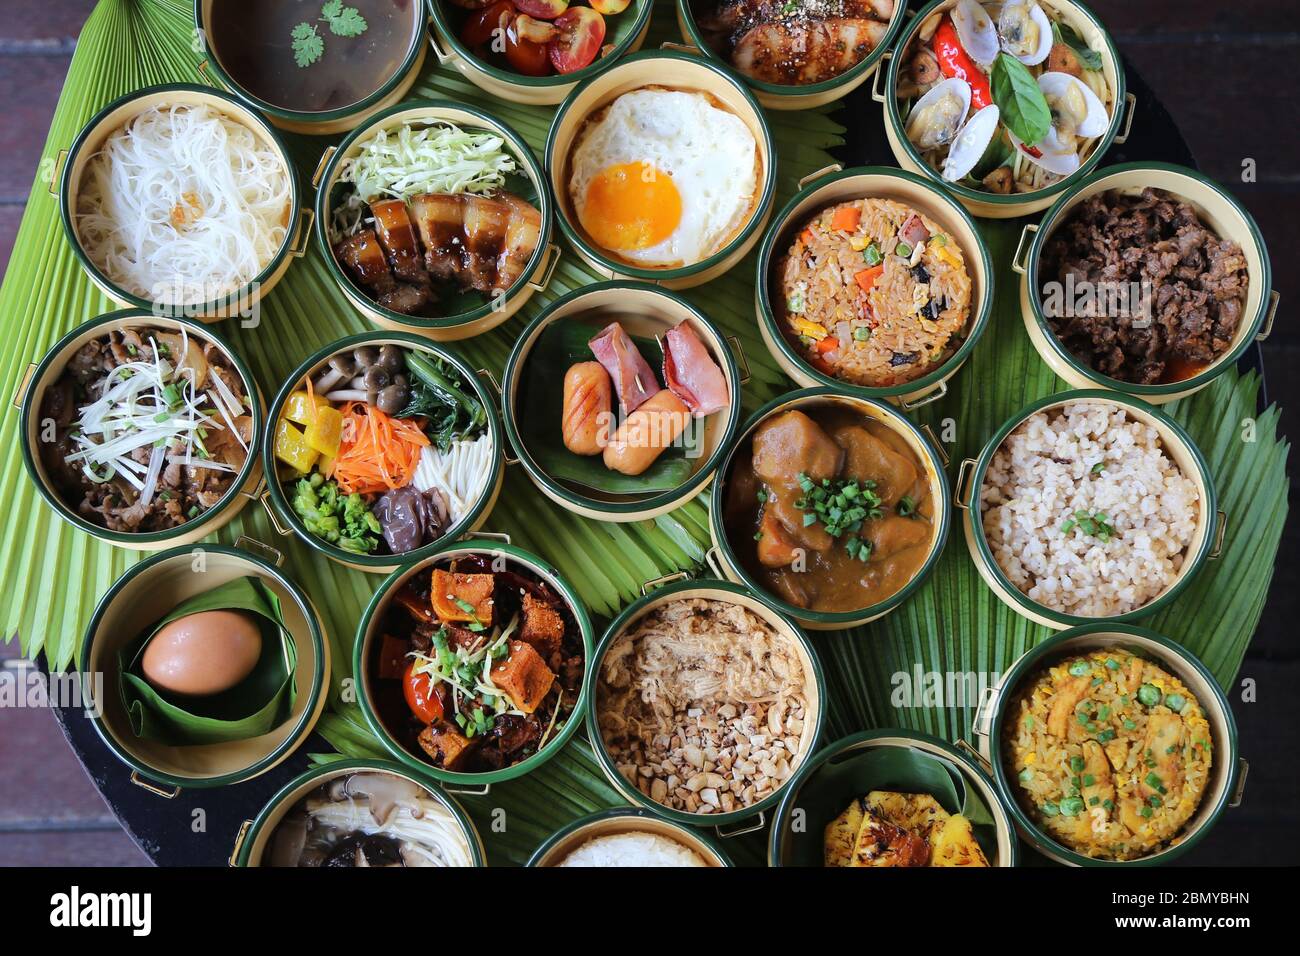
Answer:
[0,0,1286,866]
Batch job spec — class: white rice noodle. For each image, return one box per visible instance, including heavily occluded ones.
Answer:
[410,434,493,523]
[76,104,290,305]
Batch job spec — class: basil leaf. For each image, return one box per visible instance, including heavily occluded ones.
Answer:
[991,53,1052,146]
[1052,21,1103,71]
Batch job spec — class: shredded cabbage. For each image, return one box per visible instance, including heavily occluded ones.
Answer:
[329,121,517,240]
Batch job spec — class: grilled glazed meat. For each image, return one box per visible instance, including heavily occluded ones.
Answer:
[334,191,542,316]
[700,0,895,84]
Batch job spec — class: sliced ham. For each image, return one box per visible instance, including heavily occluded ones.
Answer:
[663,322,729,417]
[588,322,659,414]
[899,214,930,247]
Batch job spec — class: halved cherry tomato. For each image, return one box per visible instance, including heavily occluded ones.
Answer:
[590,0,630,13]
[505,14,553,75]
[403,662,444,724]
[462,0,515,48]
[548,7,605,74]
[514,0,568,20]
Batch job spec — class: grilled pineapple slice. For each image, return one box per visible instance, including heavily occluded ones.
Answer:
[929,814,990,867]
[866,791,950,839]
[850,811,930,867]
[824,799,865,867]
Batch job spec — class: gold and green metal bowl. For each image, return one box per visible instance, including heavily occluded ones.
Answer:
[755,164,995,411]
[261,331,505,574]
[546,49,777,290]
[973,623,1245,866]
[56,84,309,320]
[1014,162,1279,404]
[674,0,907,110]
[586,578,826,836]
[355,538,594,794]
[527,807,734,866]
[194,0,428,135]
[80,542,330,797]
[231,758,486,866]
[313,100,559,341]
[769,729,1020,866]
[879,0,1134,220]
[428,0,655,106]
[956,390,1222,630]
[502,281,743,523]
[19,310,265,551]
[707,387,951,632]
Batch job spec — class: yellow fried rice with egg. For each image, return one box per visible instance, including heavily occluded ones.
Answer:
[1005,649,1212,861]
[777,197,971,387]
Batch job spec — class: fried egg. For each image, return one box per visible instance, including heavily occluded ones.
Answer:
[568,89,760,268]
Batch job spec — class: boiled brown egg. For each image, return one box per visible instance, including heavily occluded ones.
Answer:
[141,610,262,696]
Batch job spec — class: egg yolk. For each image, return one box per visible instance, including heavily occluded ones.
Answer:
[580,162,682,252]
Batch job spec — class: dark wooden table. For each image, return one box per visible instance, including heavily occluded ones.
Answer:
[1,0,1295,866]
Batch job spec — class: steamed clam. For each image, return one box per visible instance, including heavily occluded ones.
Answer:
[998,1,1053,66]
[943,105,1001,182]
[906,77,972,151]
[951,0,999,68]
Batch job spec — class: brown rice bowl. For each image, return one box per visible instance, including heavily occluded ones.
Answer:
[979,400,1200,616]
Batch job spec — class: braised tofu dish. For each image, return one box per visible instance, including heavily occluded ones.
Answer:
[370,554,585,774]
[723,404,937,613]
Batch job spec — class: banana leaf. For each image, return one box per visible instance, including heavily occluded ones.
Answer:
[0,0,1288,867]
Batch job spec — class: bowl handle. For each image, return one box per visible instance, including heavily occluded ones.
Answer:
[970,684,998,741]
[1229,758,1249,808]
[641,571,690,596]
[311,146,338,190]
[920,423,949,467]
[1256,290,1281,341]
[130,770,179,799]
[427,27,459,65]
[236,535,284,568]
[44,149,67,198]
[899,378,947,411]
[526,242,561,293]
[259,490,294,537]
[1010,222,1039,275]
[703,546,727,580]
[1112,92,1137,146]
[715,811,764,839]
[444,782,491,797]
[289,208,315,258]
[955,738,993,776]
[953,457,977,511]
[797,164,842,190]
[228,819,253,867]
[869,50,893,103]
[475,367,519,466]
[10,362,35,410]
[1209,510,1228,560]
[196,59,228,92]
[726,334,751,385]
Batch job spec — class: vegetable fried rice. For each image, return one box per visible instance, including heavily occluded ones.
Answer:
[777,197,971,387]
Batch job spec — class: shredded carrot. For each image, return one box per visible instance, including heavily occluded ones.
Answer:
[330,402,429,495]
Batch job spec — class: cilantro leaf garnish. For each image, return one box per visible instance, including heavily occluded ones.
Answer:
[291,22,323,68]
[321,0,368,37]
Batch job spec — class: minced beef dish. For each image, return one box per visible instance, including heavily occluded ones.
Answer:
[1039,188,1250,385]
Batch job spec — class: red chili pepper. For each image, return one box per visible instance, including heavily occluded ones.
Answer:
[933,15,992,110]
